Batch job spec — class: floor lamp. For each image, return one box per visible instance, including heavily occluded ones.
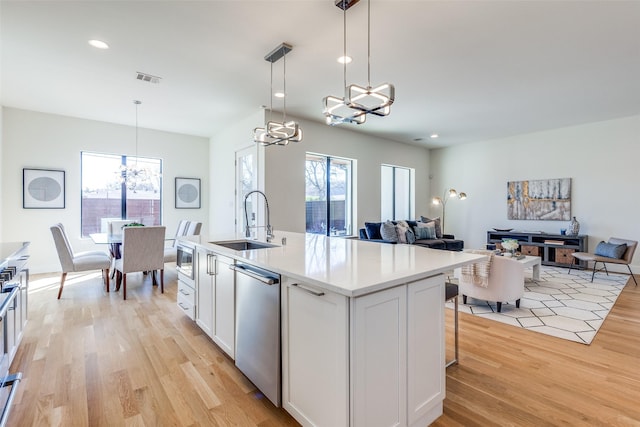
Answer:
[432,188,467,234]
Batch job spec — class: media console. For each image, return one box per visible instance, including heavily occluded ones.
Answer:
[487,231,588,268]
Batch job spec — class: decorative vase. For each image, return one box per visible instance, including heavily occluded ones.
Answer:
[569,216,580,236]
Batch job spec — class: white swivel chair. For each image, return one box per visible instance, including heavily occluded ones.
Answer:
[114,226,166,300]
[50,224,111,299]
[164,220,202,263]
[457,255,525,313]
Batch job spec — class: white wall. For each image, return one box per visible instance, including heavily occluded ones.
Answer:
[430,114,640,272]
[210,110,264,235]
[211,112,431,237]
[2,108,209,273]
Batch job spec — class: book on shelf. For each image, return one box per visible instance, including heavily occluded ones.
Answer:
[544,239,565,245]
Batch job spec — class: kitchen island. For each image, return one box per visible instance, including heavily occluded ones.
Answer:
[181,231,483,427]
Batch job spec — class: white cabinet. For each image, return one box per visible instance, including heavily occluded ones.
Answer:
[196,248,214,337]
[282,275,445,427]
[212,254,235,358]
[195,248,235,359]
[177,279,196,320]
[352,285,407,427]
[282,279,349,427]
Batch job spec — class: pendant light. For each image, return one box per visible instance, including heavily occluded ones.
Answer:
[323,0,394,125]
[120,100,148,192]
[253,43,303,146]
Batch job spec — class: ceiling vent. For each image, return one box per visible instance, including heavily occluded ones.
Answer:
[136,72,162,84]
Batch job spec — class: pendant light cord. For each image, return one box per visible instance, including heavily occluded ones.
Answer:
[269,61,273,123]
[343,3,347,89]
[283,47,287,122]
[367,0,371,87]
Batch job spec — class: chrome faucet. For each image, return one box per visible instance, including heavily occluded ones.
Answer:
[244,190,274,242]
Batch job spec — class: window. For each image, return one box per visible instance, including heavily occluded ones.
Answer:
[81,152,162,237]
[305,153,353,236]
[381,164,414,220]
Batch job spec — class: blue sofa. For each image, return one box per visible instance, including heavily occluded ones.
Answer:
[359,220,464,251]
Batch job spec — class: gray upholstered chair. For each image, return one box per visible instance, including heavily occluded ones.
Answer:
[164,220,202,263]
[50,223,111,299]
[114,225,166,300]
[569,238,638,285]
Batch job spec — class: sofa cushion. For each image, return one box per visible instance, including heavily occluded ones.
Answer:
[365,222,383,240]
[380,221,398,242]
[442,239,464,251]
[421,216,442,238]
[414,239,446,250]
[594,241,627,259]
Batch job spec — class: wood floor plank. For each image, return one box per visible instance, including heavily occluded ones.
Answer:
[8,270,640,426]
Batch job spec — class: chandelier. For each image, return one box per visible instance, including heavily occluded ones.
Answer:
[253,43,303,146]
[119,100,152,192]
[323,0,395,125]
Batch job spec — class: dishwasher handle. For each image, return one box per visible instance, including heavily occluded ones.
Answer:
[230,264,279,285]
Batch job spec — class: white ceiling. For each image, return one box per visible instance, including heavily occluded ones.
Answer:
[2,0,640,148]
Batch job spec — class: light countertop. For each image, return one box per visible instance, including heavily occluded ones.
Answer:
[181,232,484,297]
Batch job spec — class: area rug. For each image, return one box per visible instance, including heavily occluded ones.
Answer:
[447,266,630,344]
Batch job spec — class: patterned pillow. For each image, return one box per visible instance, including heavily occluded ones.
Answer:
[380,220,398,242]
[413,225,429,240]
[416,221,437,239]
[421,216,442,238]
[406,227,416,244]
[395,221,410,244]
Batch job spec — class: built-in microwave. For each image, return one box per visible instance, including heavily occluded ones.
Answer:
[176,243,195,280]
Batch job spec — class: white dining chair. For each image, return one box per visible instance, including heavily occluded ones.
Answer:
[114,226,166,300]
[50,223,111,299]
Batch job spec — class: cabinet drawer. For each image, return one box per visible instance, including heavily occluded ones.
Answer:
[177,294,195,320]
[177,280,195,305]
[555,248,576,264]
[520,245,540,256]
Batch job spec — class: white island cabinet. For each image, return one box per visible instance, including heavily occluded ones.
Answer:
[195,247,235,359]
[188,232,483,427]
[282,275,444,427]
[282,278,349,427]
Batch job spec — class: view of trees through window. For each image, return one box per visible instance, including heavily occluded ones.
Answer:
[81,152,162,236]
[305,153,353,236]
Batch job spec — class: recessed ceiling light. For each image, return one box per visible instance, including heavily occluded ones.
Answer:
[274,92,285,98]
[430,134,439,139]
[88,39,109,49]
[337,56,352,64]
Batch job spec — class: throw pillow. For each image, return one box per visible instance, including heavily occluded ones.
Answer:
[395,221,410,244]
[406,227,416,244]
[415,221,437,239]
[365,222,383,240]
[594,241,627,259]
[413,225,429,240]
[380,221,398,242]
[421,216,442,238]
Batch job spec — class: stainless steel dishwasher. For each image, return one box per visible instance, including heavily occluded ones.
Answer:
[231,263,281,407]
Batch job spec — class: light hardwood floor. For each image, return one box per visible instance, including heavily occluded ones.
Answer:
[8,269,640,426]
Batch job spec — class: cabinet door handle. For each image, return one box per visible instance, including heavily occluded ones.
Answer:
[292,283,325,297]
[178,302,189,311]
[207,254,217,275]
[179,289,191,296]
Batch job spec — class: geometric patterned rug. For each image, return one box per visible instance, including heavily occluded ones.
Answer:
[447,266,630,344]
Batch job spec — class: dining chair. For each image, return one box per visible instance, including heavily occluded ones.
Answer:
[164,220,202,263]
[114,225,166,300]
[50,223,111,299]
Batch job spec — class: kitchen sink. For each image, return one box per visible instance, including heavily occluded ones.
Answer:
[210,240,278,251]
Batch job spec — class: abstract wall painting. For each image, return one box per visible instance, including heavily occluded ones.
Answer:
[507,178,571,220]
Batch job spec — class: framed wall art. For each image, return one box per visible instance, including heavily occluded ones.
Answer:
[507,177,571,220]
[23,168,66,209]
[175,177,201,209]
